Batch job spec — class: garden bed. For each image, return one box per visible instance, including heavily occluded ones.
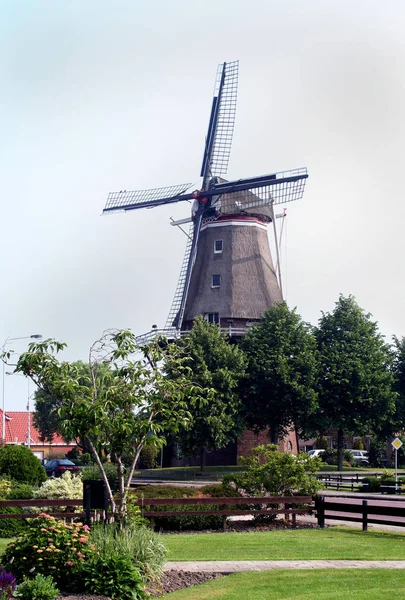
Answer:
[148,570,223,596]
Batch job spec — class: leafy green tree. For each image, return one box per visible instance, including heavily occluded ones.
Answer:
[0,445,46,485]
[6,331,204,518]
[315,295,396,470]
[169,317,245,472]
[240,302,319,444]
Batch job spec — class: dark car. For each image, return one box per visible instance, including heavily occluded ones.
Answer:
[44,459,79,477]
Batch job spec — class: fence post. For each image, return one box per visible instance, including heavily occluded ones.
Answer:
[316,496,325,528]
[150,505,155,532]
[222,504,227,531]
[284,503,290,522]
[362,500,368,532]
[291,504,297,529]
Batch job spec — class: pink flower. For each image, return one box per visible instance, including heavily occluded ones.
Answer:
[66,561,74,567]
[82,525,90,532]
[77,552,85,559]
[78,537,88,543]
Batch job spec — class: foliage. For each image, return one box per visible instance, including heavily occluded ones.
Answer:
[81,463,119,493]
[168,317,245,471]
[0,446,46,486]
[131,485,197,499]
[139,445,160,470]
[352,439,364,450]
[2,514,95,589]
[315,295,396,470]
[315,436,328,451]
[392,336,405,434]
[31,471,82,513]
[321,449,356,467]
[12,331,204,518]
[80,552,146,600]
[368,436,387,467]
[0,478,12,499]
[0,508,28,537]
[6,483,33,500]
[131,486,224,531]
[223,445,322,497]
[241,303,319,443]
[0,567,16,599]
[200,483,241,498]
[89,523,166,582]
[13,574,59,600]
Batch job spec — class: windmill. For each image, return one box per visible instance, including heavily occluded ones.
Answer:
[103,61,308,341]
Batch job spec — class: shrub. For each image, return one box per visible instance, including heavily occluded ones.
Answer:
[0,446,46,485]
[0,477,12,499]
[2,514,95,590]
[81,463,119,493]
[0,508,28,537]
[6,483,33,500]
[13,574,59,600]
[89,523,166,583]
[80,552,146,600]
[200,483,241,498]
[139,445,159,469]
[132,486,224,531]
[352,439,364,450]
[0,567,16,598]
[31,472,82,513]
[321,449,356,467]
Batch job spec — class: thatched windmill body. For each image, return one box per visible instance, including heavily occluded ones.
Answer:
[104,62,308,339]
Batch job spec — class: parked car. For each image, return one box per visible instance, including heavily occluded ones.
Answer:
[350,450,369,466]
[307,449,326,458]
[44,459,80,477]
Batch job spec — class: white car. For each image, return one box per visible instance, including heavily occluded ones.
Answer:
[307,449,326,458]
[350,450,369,466]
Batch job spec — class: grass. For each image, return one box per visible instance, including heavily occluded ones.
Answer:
[0,538,10,555]
[135,466,246,481]
[163,527,405,561]
[163,569,405,599]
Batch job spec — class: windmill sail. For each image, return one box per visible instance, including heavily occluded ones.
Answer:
[201,61,239,184]
[165,223,194,328]
[103,183,193,213]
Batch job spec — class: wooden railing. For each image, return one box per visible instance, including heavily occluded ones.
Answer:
[134,496,313,530]
[0,499,84,520]
[315,495,405,531]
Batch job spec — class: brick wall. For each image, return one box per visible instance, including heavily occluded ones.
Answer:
[237,428,298,461]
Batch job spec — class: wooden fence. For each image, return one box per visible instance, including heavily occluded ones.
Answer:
[315,495,405,531]
[133,496,313,530]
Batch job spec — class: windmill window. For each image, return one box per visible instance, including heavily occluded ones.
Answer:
[214,240,223,254]
[212,274,221,288]
[205,313,219,324]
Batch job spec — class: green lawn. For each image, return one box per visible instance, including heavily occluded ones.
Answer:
[163,569,405,599]
[135,466,246,481]
[164,527,405,561]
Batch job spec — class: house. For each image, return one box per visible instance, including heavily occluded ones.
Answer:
[0,409,77,460]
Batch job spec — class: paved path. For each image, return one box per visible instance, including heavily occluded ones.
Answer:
[164,560,405,573]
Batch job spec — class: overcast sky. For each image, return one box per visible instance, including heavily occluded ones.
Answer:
[1,0,404,410]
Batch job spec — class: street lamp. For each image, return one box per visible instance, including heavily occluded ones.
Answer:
[2,334,42,442]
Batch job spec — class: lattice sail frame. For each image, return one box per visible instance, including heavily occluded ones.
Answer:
[104,183,193,212]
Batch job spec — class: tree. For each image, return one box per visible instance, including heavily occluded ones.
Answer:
[168,317,245,471]
[0,445,47,485]
[6,331,204,519]
[33,361,111,454]
[240,302,319,444]
[315,295,396,470]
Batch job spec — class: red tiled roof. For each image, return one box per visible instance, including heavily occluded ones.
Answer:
[0,409,75,446]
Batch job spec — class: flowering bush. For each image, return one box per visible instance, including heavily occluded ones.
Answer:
[2,514,96,590]
[31,472,82,513]
[0,567,16,599]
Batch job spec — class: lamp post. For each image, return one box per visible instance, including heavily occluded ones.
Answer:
[2,334,42,442]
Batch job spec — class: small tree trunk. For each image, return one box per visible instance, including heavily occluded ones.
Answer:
[200,446,206,473]
[116,457,126,521]
[337,428,344,471]
[87,438,117,515]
